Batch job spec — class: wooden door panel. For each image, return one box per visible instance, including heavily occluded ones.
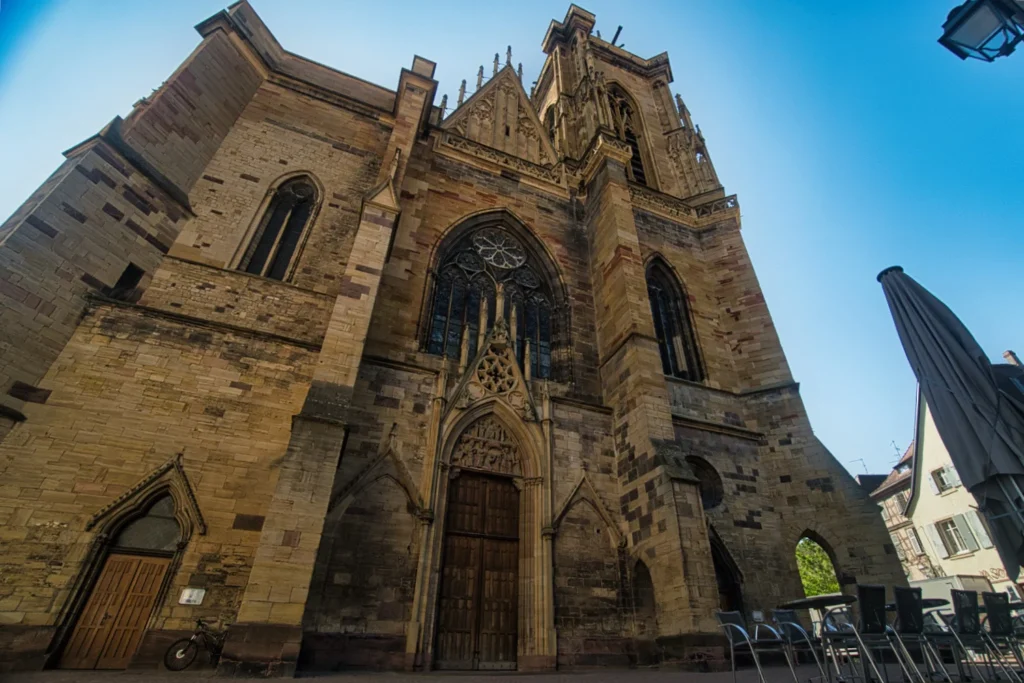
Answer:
[95,556,169,669]
[479,537,518,668]
[435,534,481,668]
[436,473,518,670]
[61,555,141,669]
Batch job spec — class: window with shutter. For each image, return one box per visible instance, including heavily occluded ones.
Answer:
[926,523,951,559]
[965,510,994,548]
[953,514,980,552]
[937,518,969,556]
[908,527,925,556]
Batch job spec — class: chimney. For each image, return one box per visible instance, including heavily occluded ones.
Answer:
[1004,350,1021,367]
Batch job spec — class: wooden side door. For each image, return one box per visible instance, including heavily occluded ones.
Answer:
[61,553,169,669]
[435,474,518,670]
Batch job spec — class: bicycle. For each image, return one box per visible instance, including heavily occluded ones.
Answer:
[164,617,223,671]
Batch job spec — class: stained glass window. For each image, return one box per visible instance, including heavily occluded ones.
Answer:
[646,259,703,382]
[427,226,553,379]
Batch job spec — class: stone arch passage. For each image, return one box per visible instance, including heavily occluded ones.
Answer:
[795,532,842,597]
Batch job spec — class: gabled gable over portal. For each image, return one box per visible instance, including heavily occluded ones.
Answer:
[441,65,557,167]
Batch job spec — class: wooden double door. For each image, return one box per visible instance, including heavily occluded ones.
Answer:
[61,552,170,669]
[435,473,519,670]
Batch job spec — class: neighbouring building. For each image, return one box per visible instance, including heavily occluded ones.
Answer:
[871,364,1024,599]
[0,2,905,675]
[870,444,944,582]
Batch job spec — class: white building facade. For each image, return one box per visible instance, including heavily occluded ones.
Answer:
[877,388,1023,599]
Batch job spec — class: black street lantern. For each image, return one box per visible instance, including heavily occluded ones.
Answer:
[939,0,1024,61]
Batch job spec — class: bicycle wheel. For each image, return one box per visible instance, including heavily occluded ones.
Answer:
[164,638,199,671]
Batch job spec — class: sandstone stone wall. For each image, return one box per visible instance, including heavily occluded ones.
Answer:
[0,304,314,666]
[171,82,392,293]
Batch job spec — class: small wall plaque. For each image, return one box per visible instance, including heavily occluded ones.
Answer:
[179,587,206,605]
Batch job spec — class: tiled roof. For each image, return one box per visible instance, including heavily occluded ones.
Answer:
[870,441,915,498]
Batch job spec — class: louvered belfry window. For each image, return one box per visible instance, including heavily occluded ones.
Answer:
[607,85,648,186]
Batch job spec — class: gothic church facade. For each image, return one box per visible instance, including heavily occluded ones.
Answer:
[0,3,904,675]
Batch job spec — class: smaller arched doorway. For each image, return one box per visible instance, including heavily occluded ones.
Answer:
[61,494,181,669]
[710,536,744,613]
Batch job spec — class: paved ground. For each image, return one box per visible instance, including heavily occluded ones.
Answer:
[3,665,830,683]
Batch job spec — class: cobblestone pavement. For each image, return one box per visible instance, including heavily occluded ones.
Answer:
[3,665,830,683]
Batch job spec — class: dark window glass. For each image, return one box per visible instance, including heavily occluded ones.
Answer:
[646,260,703,382]
[426,226,554,378]
[239,178,317,281]
[115,494,180,552]
[607,85,648,186]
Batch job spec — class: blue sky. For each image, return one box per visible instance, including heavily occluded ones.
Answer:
[1,1,1022,477]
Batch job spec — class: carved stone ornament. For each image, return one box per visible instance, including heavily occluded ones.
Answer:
[450,415,522,476]
[450,316,536,421]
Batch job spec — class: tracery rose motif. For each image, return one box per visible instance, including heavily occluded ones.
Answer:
[455,250,485,273]
[513,267,540,289]
[472,228,527,270]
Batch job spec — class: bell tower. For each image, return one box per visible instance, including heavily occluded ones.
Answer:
[533,5,724,201]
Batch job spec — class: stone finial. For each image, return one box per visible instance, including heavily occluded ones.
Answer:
[517,63,523,81]
[387,149,401,183]
[506,45,513,66]
[457,80,466,107]
[477,65,484,90]
[439,94,448,117]
[493,53,500,76]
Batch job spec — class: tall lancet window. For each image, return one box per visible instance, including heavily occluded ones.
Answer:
[646,259,703,382]
[427,225,553,379]
[238,177,317,281]
[607,85,648,186]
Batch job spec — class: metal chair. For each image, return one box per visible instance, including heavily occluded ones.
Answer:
[856,583,916,683]
[891,586,949,683]
[774,608,829,682]
[948,589,1009,683]
[816,589,889,683]
[982,592,1024,682]
[716,610,799,683]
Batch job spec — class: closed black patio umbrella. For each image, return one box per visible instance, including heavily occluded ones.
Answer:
[878,266,1024,581]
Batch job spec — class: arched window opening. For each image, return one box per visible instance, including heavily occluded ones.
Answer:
[687,456,723,510]
[544,107,557,149]
[607,85,648,186]
[114,494,180,552]
[238,177,317,281]
[645,260,703,382]
[795,535,841,597]
[427,225,554,379]
[631,560,657,638]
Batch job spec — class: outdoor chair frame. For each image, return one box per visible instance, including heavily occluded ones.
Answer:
[981,592,1024,683]
[716,610,800,683]
[890,585,951,683]
[773,608,830,683]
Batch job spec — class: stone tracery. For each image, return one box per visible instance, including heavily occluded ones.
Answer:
[427,223,553,379]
